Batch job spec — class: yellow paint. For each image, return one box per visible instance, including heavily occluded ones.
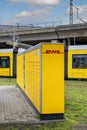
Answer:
[0,52,13,76]
[68,50,87,79]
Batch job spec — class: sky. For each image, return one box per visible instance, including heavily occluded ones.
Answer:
[0,0,87,25]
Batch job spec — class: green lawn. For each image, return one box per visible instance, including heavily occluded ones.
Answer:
[0,78,16,86]
[0,79,87,130]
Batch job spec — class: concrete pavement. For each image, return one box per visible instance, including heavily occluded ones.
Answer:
[0,86,39,124]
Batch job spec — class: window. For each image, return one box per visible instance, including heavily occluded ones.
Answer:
[0,56,10,68]
[72,54,87,69]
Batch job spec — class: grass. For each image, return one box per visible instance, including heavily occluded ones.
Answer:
[0,78,16,86]
[0,79,87,129]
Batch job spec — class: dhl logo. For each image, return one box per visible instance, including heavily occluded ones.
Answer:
[43,50,63,54]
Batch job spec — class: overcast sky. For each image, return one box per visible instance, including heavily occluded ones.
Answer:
[0,0,87,25]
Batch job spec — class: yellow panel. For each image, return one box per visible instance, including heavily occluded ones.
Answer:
[0,52,13,76]
[17,54,25,90]
[42,44,64,114]
[25,49,40,111]
[68,50,87,79]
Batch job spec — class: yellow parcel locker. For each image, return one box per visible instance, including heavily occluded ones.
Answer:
[17,43,64,120]
[68,45,87,79]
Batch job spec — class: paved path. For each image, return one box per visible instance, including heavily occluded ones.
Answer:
[0,86,39,124]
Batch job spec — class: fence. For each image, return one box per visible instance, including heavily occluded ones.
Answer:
[0,18,87,32]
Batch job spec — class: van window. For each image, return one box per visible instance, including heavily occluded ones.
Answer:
[72,54,87,68]
[0,56,10,68]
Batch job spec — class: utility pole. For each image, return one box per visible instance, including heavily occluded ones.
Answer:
[70,0,73,24]
[73,5,79,19]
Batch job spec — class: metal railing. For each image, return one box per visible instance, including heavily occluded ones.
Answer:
[0,18,87,32]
